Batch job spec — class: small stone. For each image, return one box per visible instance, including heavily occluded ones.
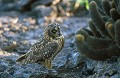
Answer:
[0,64,7,72]
[0,72,12,78]
[105,70,117,77]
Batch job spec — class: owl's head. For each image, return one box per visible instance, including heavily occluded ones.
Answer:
[44,23,62,39]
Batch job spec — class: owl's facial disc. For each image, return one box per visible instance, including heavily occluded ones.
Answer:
[48,23,62,38]
[51,26,61,37]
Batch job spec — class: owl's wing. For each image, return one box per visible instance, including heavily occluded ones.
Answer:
[16,38,42,62]
[26,41,59,63]
[42,41,59,59]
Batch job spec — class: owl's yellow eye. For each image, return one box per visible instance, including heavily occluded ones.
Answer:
[52,29,57,33]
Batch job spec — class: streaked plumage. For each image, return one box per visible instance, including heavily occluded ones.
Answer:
[16,23,64,69]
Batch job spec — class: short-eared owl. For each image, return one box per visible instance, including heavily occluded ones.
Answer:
[16,23,64,69]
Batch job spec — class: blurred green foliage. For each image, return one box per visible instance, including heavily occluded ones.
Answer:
[76,0,89,10]
[68,0,89,9]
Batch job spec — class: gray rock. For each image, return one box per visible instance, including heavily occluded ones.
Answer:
[0,3,18,11]
[6,66,17,75]
[32,6,53,17]
[110,74,120,78]
[18,0,53,11]
[1,0,16,3]
[0,64,7,72]
[0,72,12,78]
[31,0,53,8]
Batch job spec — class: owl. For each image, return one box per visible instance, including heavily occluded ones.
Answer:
[16,23,64,69]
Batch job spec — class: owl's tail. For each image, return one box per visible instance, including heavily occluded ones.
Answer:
[16,54,26,62]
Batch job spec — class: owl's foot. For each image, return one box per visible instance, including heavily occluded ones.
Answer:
[44,59,52,69]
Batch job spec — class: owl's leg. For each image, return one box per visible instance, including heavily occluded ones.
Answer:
[45,59,52,69]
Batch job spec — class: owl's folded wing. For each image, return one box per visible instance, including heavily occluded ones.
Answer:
[32,41,59,62]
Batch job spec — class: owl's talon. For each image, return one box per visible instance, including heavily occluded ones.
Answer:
[45,59,52,69]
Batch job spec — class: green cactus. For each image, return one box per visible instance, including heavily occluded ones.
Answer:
[102,0,112,16]
[88,20,101,37]
[110,8,120,22]
[105,22,115,39]
[75,0,120,60]
[89,1,111,39]
[115,20,120,48]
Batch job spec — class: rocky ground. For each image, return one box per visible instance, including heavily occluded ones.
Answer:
[0,15,88,78]
[0,15,120,78]
[0,0,120,78]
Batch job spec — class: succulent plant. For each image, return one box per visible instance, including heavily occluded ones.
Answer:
[75,0,120,60]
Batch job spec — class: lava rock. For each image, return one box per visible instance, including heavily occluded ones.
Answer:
[32,6,53,18]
